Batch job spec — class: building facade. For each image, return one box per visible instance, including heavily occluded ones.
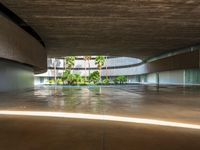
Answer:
[35,55,200,86]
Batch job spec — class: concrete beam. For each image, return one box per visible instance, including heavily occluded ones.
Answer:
[144,50,200,74]
[0,14,47,74]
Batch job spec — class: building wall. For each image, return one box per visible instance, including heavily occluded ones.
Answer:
[159,70,184,85]
[147,73,157,84]
[35,50,200,85]
[0,15,47,73]
[185,69,200,85]
[0,60,34,91]
[0,15,46,91]
[35,68,200,86]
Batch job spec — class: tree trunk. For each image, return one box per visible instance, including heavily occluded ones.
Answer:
[105,56,108,80]
[99,66,102,82]
[64,58,66,70]
[64,58,66,75]
[88,60,90,76]
[54,58,57,83]
[85,60,87,82]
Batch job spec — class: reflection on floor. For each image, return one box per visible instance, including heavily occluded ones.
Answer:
[0,116,200,150]
[0,85,200,149]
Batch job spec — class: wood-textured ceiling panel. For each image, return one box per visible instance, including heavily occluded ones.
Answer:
[1,0,200,59]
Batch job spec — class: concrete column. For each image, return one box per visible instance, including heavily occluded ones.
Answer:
[0,14,47,91]
[0,60,34,91]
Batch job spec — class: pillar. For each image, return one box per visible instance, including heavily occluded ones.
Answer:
[0,14,47,91]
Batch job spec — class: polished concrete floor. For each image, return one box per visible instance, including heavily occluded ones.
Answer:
[0,85,200,149]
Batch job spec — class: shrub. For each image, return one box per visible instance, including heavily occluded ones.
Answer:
[67,74,76,85]
[74,74,83,85]
[61,70,84,85]
[48,79,55,84]
[102,78,110,85]
[56,78,63,85]
[62,70,70,84]
[113,76,127,84]
[89,71,100,84]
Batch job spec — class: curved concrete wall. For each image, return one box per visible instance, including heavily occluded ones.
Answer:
[0,14,47,73]
[0,59,34,91]
[47,57,140,69]
[102,50,200,76]
[42,51,200,77]
[104,57,141,68]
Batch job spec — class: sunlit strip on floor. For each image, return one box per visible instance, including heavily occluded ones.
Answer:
[0,110,199,130]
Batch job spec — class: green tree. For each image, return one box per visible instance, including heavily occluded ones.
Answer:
[62,70,70,84]
[56,78,63,85]
[52,58,59,82]
[85,56,92,75]
[105,56,108,80]
[113,76,127,84]
[67,74,76,85]
[83,56,92,81]
[102,78,110,85]
[48,79,55,84]
[74,74,82,85]
[89,71,100,84]
[95,56,105,81]
[65,56,76,72]
[62,70,83,85]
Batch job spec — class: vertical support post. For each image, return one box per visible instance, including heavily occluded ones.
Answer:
[156,72,159,91]
[183,70,186,87]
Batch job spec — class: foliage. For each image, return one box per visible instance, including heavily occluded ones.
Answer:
[95,56,105,81]
[65,56,76,70]
[118,76,127,84]
[62,70,83,85]
[95,56,105,70]
[83,56,92,80]
[74,74,83,84]
[89,71,100,84]
[48,79,63,85]
[62,70,70,84]
[84,56,92,61]
[102,78,110,85]
[113,78,119,84]
[56,78,63,85]
[48,79,55,84]
[67,74,76,85]
[113,76,127,84]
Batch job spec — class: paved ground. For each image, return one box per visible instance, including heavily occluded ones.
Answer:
[0,116,200,150]
[0,85,200,123]
[0,85,200,149]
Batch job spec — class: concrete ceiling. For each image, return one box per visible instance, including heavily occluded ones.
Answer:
[1,0,200,59]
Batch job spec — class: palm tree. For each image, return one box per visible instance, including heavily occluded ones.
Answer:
[83,56,92,83]
[53,58,57,82]
[95,56,105,81]
[65,56,76,73]
[87,56,92,76]
[64,57,67,70]
[105,56,108,80]
[84,56,92,76]
[83,56,87,80]
[52,58,60,83]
